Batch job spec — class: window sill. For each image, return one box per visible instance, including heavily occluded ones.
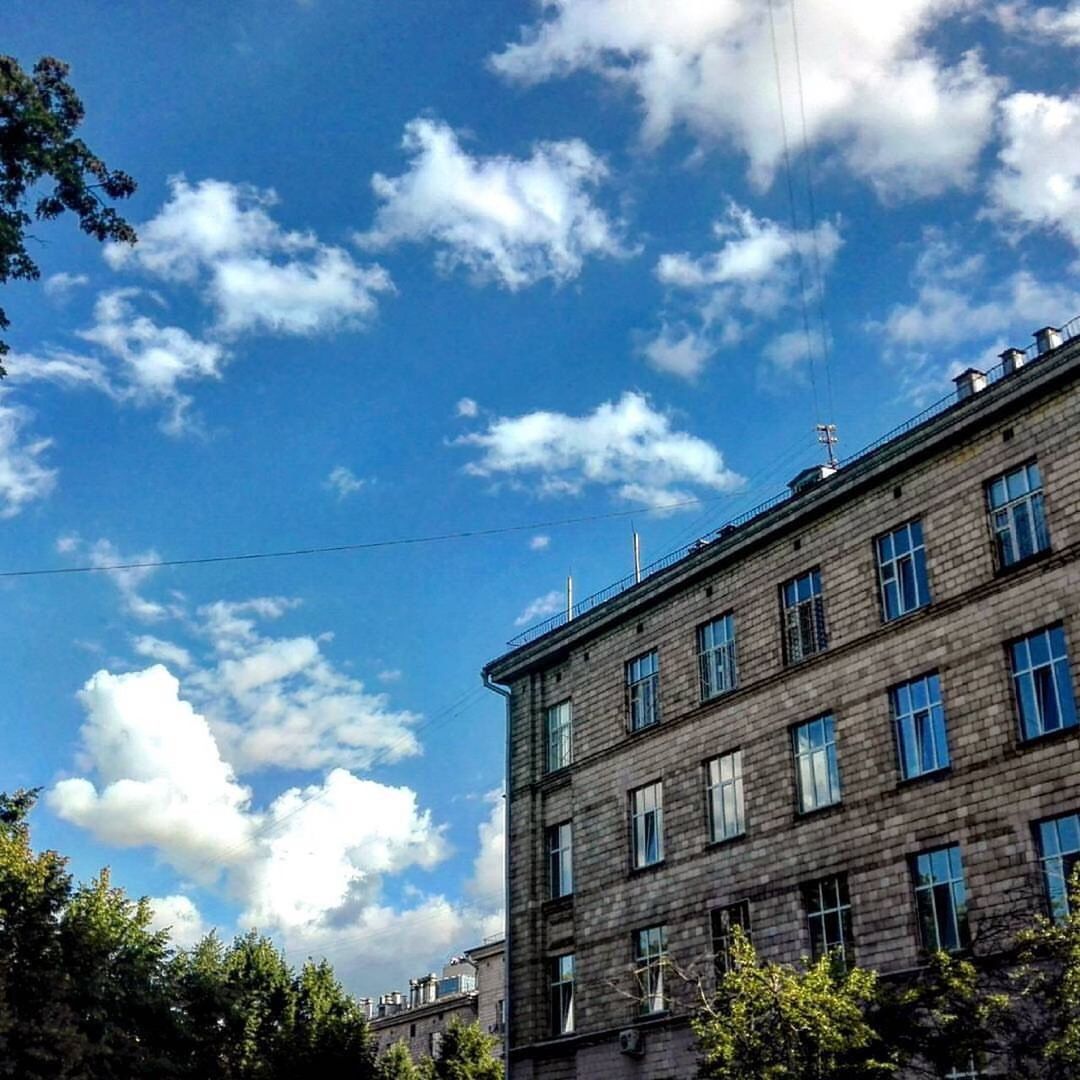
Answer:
[784,648,828,669]
[628,719,661,736]
[881,601,931,626]
[794,800,844,823]
[628,859,666,878]
[898,765,952,788]
[1016,722,1079,751]
[705,831,748,852]
[542,894,574,915]
[994,547,1052,577]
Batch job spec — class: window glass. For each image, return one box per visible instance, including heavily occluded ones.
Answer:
[711,901,752,974]
[912,844,970,952]
[546,701,573,772]
[782,569,827,663]
[1011,625,1077,740]
[987,462,1049,568]
[699,614,737,698]
[634,926,667,1014]
[793,715,841,812]
[803,875,853,965]
[706,750,745,842]
[877,519,930,620]
[627,650,660,730]
[547,821,573,899]
[892,673,950,779]
[631,782,664,868]
[549,954,574,1035]
[1038,813,1080,922]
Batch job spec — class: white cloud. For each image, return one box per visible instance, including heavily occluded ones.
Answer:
[10,289,228,434]
[529,534,551,550]
[988,91,1080,250]
[466,789,504,910]
[994,2,1080,45]
[324,465,366,499]
[456,396,479,418]
[514,589,564,627]
[48,666,256,882]
[874,234,1080,401]
[73,538,173,622]
[644,203,841,378]
[106,176,393,336]
[457,390,743,507]
[44,271,90,299]
[377,668,403,684]
[186,598,422,774]
[357,118,629,289]
[149,894,210,949]
[0,394,56,517]
[132,635,194,670]
[491,0,1000,198]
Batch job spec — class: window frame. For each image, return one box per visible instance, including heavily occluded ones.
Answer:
[546,820,573,900]
[911,844,971,954]
[545,699,573,773]
[891,671,951,781]
[548,953,575,1036]
[705,748,746,843]
[1009,623,1078,742]
[803,874,854,966]
[711,900,752,976]
[633,925,668,1016]
[626,649,660,731]
[986,460,1050,570]
[698,612,738,700]
[1036,811,1080,923]
[876,518,931,621]
[792,714,841,814]
[630,780,664,869]
[781,568,828,664]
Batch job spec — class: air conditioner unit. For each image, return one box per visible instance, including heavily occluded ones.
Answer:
[619,1028,645,1057]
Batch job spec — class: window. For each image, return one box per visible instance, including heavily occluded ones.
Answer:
[793,715,841,813]
[712,900,752,974]
[545,701,573,772]
[699,613,737,698]
[782,569,827,663]
[549,954,574,1035]
[1010,625,1078,741]
[1037,812,1080,922]
[804,875,853,964]
[627,650,660,730]
[630,782,664,868]
[706,750,745,842]
[987,461,1049,568]
[912,845,970,953]
[634,926,668,1015]
[877,519,930,620]
[547,821,573,899]
[892,672,950,779]
[944,1059,982,1079]
[494,998,505,1034]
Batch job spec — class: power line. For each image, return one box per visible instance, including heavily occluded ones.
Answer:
[0,494,743,581]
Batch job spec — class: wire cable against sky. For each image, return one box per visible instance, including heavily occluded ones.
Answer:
[0,493,744,580]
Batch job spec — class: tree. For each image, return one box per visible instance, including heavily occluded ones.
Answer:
[0,54,137,372]
[290,957,376,1077]
[376,1041,423,1080]
[692,933,896,1080]
[423,1018,503,1080]
[0,789,86,1079]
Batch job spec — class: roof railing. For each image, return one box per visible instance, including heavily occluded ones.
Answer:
[505,315,1080,648]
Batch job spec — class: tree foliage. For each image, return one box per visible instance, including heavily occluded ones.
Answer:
[0,54,137,371]
[0,790,378,1079]
[423,1018,503,1080]
[376,1040,424,1080]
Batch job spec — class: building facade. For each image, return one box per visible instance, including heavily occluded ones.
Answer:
[371,940,505,1063]
[484,322,1080,1078]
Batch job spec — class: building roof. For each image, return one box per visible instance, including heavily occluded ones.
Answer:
[484,319,1080,684]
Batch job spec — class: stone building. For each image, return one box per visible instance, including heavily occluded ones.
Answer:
[371,939,505,1063]
[483,321,1080,1078]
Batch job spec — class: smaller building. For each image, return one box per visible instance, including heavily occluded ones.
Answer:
[371,938,505,1063]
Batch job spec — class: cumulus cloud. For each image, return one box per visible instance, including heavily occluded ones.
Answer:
[457,390,743,508]
[456,396,479,418]
[874,234,1080,401]
[106,176,393,336]
[187,597,422,773]
[10,289,227,434]
[324,465,366,499]
[149,894,210,949]
[988,91,1080,250]
[644,203,841,378]
[46,659,496,995]
[994,2,1080,45]
[491,0,1000,198]
[132,635,194,670]
[67,537,175,622]
[48,666,256,881]
[0,394,56,517]
[356,118,629,289]
[514,589,565,627]
[466,789,505,910]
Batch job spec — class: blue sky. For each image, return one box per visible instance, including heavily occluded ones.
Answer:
[2,0,1079,996]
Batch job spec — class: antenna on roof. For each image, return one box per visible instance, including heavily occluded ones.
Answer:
[632,525,641,584]
[566,573,574,622]
[816,423,839,468]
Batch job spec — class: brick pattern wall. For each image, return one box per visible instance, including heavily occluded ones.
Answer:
[504,381,1080,1077]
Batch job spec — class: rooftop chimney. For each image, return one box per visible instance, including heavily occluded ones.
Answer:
[999,347,1025,375]
[1034,326,1063,355]
[953,368,986,401]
